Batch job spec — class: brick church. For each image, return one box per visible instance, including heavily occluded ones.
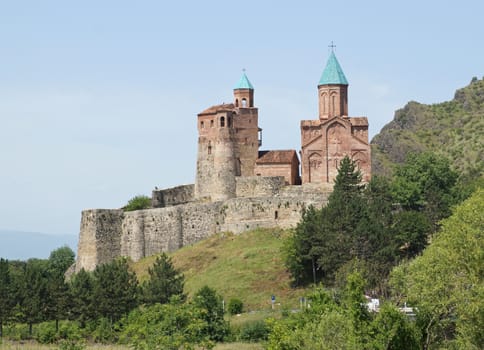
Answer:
[194,50,370,201]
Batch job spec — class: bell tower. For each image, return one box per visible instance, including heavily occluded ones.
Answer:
[232,71,260,177]
[318,50,348,119]
[234,70,255,108]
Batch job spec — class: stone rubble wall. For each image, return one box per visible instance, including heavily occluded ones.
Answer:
[75,186,330,272]
[235,176,285,198]
[151,184,195,208]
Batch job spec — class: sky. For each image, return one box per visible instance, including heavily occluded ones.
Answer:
[0,0,483,237]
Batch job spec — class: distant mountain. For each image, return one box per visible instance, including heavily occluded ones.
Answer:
[0,230,77,261]
[371,77,484,178]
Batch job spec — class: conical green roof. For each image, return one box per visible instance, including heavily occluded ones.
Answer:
[234,72,254,90]
[319,51,348,85]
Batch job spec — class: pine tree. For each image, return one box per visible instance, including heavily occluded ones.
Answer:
[69,268,96,327]
[142,253,185,305]
[19,259,49,335]
[93,258,139,323]
[0,258,13,337]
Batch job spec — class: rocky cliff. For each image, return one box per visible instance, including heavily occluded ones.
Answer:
[371,77,484,178]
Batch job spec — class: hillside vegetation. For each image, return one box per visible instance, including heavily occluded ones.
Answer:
[132,228,307,310]
[371,77,484,178]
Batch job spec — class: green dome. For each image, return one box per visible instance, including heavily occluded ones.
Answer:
[234,72,254,90]
[319,52,348,85]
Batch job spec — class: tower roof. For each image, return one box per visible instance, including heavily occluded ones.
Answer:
[319,51,348,85]
[234,71,254,90]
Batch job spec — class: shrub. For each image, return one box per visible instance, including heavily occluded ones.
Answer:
[124,195,151,211]
[228,298,243,315]
[92,317,117,343]
[36,322,58,344]
[238,321,269,342]
[57,339,86,350]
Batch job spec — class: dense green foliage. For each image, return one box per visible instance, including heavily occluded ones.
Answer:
[123,195,151,211]
[391,189,483,349]
[227,298,244,315]
[92,259,139,324]
[0,246,241,348]
[193,286,229,342]
[0,259,14,337]
[121,297,214,350]
[284,153,460,293]
[266,273,421,350]
[142,253,185,305]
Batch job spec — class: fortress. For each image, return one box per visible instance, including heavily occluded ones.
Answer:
[74,51,371,272]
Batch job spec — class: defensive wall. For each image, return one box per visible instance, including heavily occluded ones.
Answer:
[75,176,330,272]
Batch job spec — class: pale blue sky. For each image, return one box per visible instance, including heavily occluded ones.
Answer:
[1,0,483,236]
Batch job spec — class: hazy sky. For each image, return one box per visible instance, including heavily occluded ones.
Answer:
[1,0,483,236]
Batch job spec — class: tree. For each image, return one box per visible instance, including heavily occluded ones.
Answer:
[69,269,96,326]
[18,259,49,335]
[142,253,185,305]
[121,298,213,350]
[392,152,458,229]
[93,258,139,323]
[390,189,484,349]
[285,156,367,286]
[124,195,151,211]
[369,303,421,350]
[0,259,14,337]
[45,246,75,331]
[227,298,243,315]
[391,210,431,259]
[192,286,228,341]
[48,246,75,276]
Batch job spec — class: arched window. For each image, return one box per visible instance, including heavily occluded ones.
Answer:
[220,116,225,127]
[331,95,336,115]
[274,211,279,220]
[235,99,239,107]
[200,121,204,129]
[322,93,327,114]
[208,142,212,155]
[242,98,247,107]
[210,120,214,127]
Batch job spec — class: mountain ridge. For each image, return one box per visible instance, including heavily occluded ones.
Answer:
[0,229,77,260]
[371,77,484,178]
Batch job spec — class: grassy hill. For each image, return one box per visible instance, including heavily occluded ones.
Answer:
[371,77,484,179]
[132,228,307,310]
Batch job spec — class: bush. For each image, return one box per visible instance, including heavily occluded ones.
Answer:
[238,321,269,342]
[36,322,58,344]
[4,323,30,341]
[92,318,117,343]
[124,195,151,211]
[228,298,243,315]
[57,339,86,350]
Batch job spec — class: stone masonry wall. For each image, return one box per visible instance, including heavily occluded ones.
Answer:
[235,176,285,198]
[151,184,194,208]
[76,209,124,272]
[75,187,330,272]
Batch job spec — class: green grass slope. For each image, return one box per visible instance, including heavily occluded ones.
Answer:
[133,228,307,310]
[371,77,484,178]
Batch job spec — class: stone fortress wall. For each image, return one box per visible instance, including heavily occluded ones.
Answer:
[75,176,329,272]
